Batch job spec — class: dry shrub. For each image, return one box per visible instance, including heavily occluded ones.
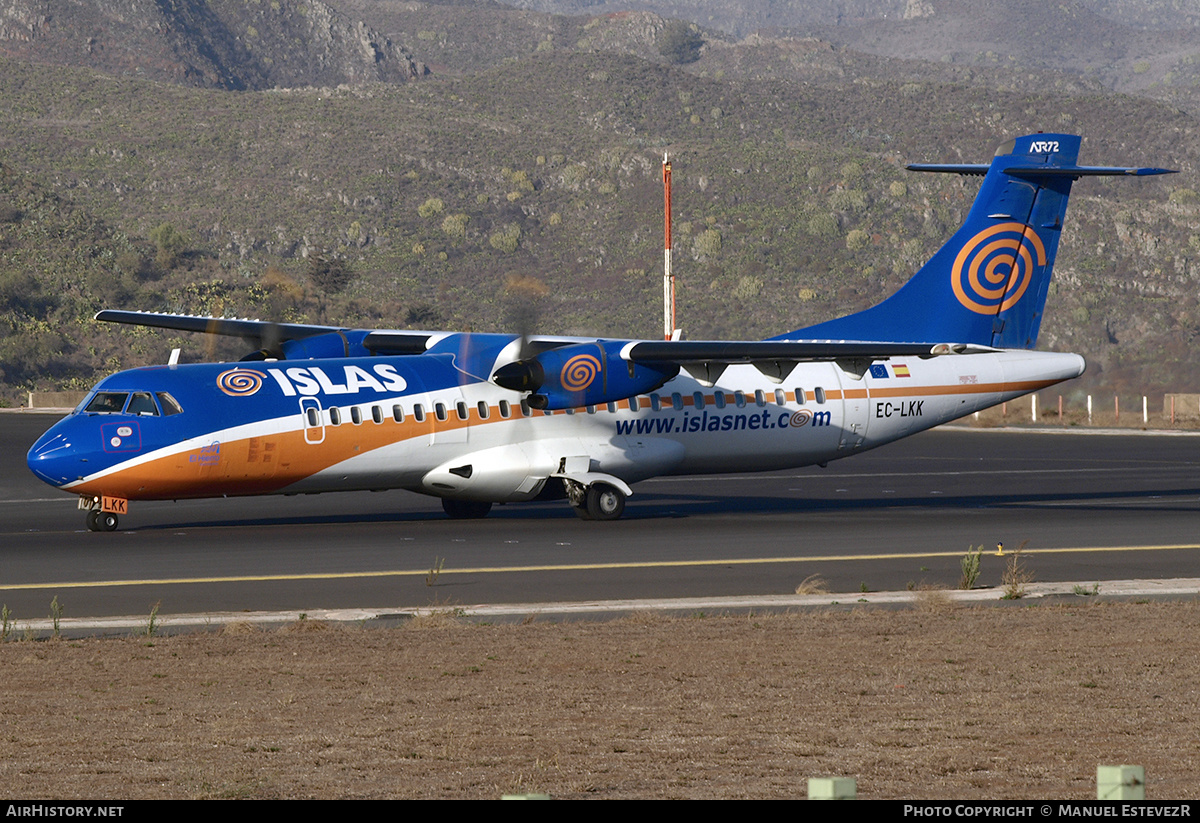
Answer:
[913,586,956,613]
[795,574,829,595]
[219,620,258,636]
[406,609,466,629]
[1001,541,1034,600]
[280,618,333,633]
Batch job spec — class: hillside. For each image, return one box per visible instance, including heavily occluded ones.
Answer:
[494,0,1200,116]
[0,0,426,89]
[0,0,1198,404]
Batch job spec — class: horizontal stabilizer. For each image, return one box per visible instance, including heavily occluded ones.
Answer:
[907,163,1175,178]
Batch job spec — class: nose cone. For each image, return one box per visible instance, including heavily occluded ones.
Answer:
[27,423,82,489]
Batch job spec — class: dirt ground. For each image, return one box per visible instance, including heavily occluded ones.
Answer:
[1,599,1196,799]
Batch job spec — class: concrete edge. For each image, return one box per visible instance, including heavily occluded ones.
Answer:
[8,578,1198,636]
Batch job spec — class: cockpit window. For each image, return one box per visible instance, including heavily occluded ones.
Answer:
[126,392,159,416]
[156,392,183,416]
[85,392,129,414]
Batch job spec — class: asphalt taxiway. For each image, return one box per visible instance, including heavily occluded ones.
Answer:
[3,412,1200,621]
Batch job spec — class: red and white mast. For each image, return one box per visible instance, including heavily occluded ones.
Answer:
[662,153,676,340]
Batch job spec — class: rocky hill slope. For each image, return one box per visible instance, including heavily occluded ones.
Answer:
[0,0,425,89]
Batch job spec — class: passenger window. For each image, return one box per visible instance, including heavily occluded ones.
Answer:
[774,389,786,406]
[499,400,511,418]
[607,401,617,413]
[156,392,183,415]
[671,393,683,411]
[586,405,596,415]
[435,403,447,422]
[329,408,342,426]
[392,404,404,423]
[520,399,531,416]
[714,392,726,409]
[755,389,766,407]
[816,387,827,404]
[306,408,319,427]
[478,401,489,420]
[795,388,806,405]
[85,392,129,414]
[456,401,468,421]
[351,407,363,425]
[693,391,705,410]
[628,396,640,412]
[413,404,425,422]
[371,405,383,424]
[650,394,661,412]
[734,391,746,408]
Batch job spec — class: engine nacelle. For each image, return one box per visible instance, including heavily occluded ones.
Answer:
[492,340,678,410]
[241,330,373,361]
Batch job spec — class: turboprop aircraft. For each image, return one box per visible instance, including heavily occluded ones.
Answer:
[27,133,1173,530]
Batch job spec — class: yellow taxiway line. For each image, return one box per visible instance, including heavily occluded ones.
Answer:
[2,543,1199,591]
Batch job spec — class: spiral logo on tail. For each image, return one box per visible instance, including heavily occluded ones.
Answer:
[951,222,1046,315]
[560,354,601,392]
[216,368,264,397]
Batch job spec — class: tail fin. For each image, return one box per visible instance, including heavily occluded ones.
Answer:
[784,133,1173,349]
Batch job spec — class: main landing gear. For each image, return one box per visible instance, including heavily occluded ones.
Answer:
[439,480,629,522]
[569,482,626,521]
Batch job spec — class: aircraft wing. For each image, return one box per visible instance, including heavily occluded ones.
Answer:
[95,310,437,356]
[95,310,346,342]
[622,340,986,362]
[618,339,992,384]
[96,309,994,385]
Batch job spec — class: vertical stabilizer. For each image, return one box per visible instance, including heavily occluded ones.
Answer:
[782,134,1172,349]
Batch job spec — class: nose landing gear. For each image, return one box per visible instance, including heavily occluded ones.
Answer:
[84,509,119,532]
[80,496,123,532]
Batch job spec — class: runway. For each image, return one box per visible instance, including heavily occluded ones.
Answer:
[3,412,1200,619]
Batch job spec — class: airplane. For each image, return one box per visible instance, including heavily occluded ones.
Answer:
[27,133,1173,531]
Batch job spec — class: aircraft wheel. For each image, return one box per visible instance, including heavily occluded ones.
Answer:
[85,510,101,532]
[571,501,592,521]
[585,484,625,521]
[99,512,119,532]
[441,499,492,520]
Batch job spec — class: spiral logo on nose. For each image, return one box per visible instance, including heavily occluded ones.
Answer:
[560,354,602,392]
[216,368,264,397]
[951,222,1046,315]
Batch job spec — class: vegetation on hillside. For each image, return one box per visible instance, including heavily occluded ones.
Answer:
[0,1,1198,404]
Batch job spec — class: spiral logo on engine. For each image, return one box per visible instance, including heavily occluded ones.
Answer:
[560,354,602,392]
[951,222,1046,315]
[216,368,264,397]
